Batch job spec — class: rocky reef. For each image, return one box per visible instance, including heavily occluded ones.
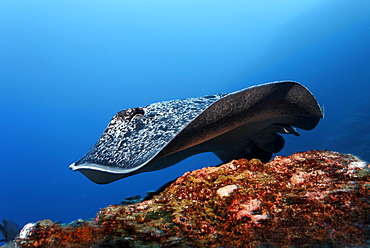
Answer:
[8,150,370,247]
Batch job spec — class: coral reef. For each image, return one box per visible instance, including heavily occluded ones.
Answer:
[9,150,370,247]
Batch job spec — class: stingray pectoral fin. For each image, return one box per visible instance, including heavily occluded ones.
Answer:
[211,125,298,163]
[252,132,285,154]
[75,167,127,184]
[69,163,127,184]
[250,124,301,153]
[212,139,272,163]
[275,125,300,136]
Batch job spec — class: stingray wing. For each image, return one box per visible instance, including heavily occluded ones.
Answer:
[70,81,323,184]
[161,81,323,163]
[69,93,227,181]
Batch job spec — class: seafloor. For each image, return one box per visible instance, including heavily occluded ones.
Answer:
[4,150,370,247]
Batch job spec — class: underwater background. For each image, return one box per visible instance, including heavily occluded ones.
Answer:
[0,0,369,239]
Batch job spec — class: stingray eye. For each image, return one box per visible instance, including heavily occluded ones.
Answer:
[123,107,145,121]
[116,110,127,119]
[133,108,145,116]
[130,108,145,121]
[116,108,145,121]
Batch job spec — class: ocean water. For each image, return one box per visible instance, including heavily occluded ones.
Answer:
[0,0,369,241]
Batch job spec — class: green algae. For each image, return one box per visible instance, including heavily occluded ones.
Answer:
[354,168,370,178]
[214,174,238,185]
[144,209,172,222]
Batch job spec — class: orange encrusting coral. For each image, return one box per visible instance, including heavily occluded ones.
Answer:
[14,150,370,247]
[17,220,100,248]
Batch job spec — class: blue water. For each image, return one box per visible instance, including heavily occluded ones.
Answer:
[1,0,369,238]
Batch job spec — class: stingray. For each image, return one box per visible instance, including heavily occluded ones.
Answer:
[0,219,19,242]
[70,81,323,184]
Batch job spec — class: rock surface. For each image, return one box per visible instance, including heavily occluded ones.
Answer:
[10,150,370,247]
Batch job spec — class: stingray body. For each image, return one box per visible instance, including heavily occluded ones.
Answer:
[70,81,323,184]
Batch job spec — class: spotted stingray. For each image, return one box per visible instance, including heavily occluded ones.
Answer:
[70,81,323,184]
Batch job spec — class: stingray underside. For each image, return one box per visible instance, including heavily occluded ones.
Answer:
[70,81,323,184]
